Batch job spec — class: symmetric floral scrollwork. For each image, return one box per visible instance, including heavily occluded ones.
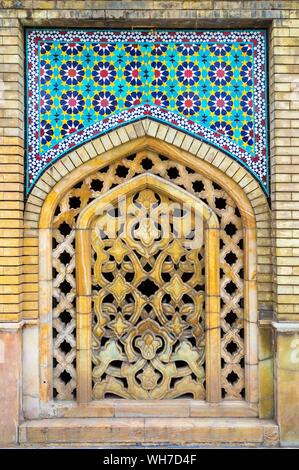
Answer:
[91,189,205,399]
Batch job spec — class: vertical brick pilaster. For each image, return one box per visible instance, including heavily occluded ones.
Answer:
[270,19,299,319]
[0,17,24,444]
[270,17,299,447]
[0,21,24,322]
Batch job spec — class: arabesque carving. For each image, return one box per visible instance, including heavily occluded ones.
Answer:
[91,189,205,399]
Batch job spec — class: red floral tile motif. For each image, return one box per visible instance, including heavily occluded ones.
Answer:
[26,29,268,194]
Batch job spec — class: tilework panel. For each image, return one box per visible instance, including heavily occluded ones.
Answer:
[26,29,268,194]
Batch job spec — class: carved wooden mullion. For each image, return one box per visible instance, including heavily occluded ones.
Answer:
[244,226,258,405]
[39,227,53,403]
[205,224,221,403]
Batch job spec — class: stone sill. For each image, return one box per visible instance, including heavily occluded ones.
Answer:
[19,417,279,446]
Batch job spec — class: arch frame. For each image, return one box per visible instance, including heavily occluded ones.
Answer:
[35,133,259,418]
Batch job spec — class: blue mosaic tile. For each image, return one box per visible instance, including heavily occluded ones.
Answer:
[26,29,268,194]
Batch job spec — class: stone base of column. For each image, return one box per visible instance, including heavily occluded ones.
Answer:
[0,322,22,444]
[274,322,299,446]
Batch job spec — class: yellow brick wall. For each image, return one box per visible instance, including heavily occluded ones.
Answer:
[0,20,24,322]
[0,1,298,324]
[270,17,299,319]
[0,0,299,447]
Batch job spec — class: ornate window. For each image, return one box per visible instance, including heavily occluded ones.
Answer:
[49,148,255,410]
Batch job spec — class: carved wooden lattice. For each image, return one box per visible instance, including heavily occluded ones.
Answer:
[91,189,205,399]
[52,151,244,400]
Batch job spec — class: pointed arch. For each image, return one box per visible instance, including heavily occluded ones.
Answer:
[38,135,256,230]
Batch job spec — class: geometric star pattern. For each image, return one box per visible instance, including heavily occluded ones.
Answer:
[26,29,268,194]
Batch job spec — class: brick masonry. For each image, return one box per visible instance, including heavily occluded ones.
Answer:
[0,0,299,321]
[0,0,299,446]
[0,0,298,323]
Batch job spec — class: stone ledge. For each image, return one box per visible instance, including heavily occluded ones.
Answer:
[272,321,299,331]
[19,418,279,446]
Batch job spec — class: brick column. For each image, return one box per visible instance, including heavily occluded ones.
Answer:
[270,18,299,446]
[0,18,24,443]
